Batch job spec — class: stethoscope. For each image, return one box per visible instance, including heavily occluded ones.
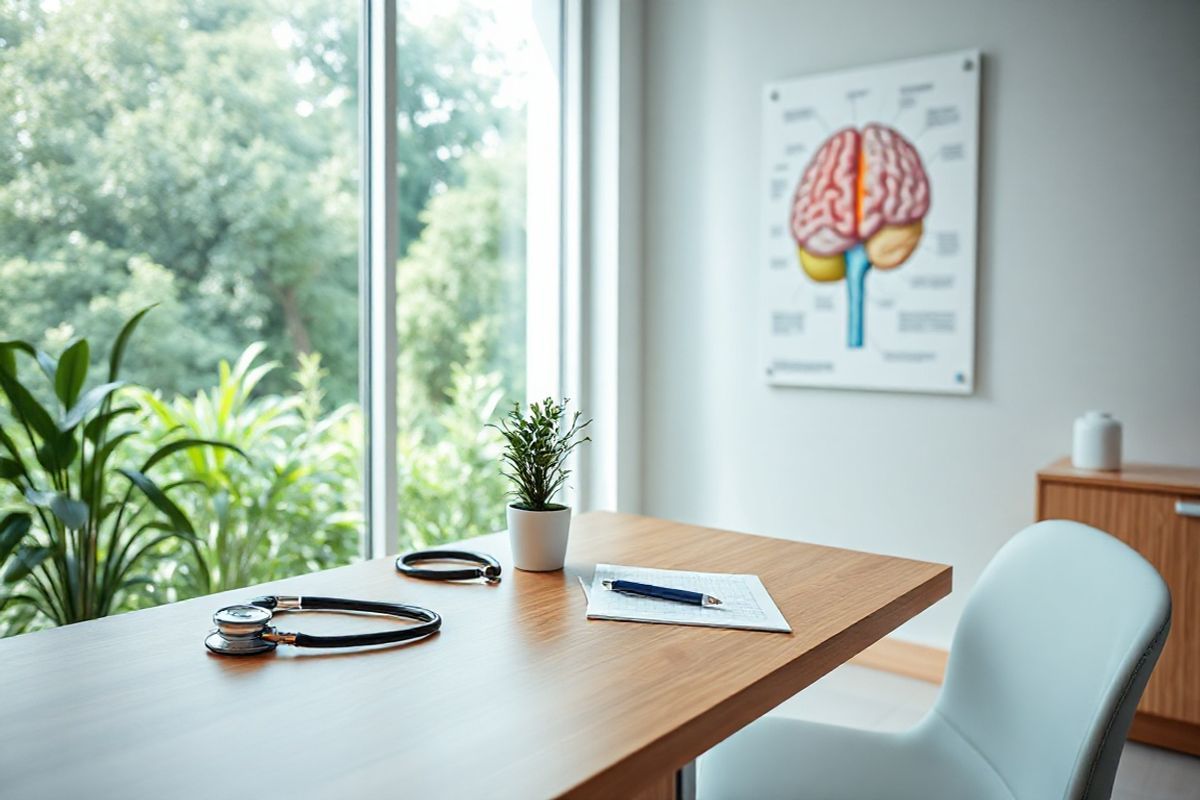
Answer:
[205,551,499,656]
[395,549,502,583]
[205,595,441,656]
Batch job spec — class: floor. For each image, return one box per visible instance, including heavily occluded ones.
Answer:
[766,665,1200,800]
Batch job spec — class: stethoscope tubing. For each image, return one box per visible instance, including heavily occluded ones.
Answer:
[396,549,502,583]
[257,596,442,648]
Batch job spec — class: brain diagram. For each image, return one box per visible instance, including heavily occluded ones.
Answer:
[790,123,931,348]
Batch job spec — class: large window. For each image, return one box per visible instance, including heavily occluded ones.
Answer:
[390,0,540,549]
[0,0,559,634]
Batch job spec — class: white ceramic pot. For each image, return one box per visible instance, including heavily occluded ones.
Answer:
[507,505,571,572]
[1072,410,1122,471]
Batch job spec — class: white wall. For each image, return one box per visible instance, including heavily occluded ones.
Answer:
[639,0,1200,648]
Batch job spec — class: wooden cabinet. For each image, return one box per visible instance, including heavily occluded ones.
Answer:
[1037,459,1200,755]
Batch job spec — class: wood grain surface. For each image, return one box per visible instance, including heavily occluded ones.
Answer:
[0,512,950,799]
[1038,457,1200,496]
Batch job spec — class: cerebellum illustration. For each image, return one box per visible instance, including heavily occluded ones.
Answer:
[790,123,931,348]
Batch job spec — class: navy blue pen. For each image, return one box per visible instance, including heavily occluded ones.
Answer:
[601,579,722,606]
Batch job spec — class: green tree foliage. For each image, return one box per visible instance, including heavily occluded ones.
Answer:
[391,147,528,545]
[0,0,515,405]
[398,149,526,417]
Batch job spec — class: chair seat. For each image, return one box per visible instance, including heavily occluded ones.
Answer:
[698,713,1016,800]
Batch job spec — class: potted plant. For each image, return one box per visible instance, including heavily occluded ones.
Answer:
[0,307,241,633]
[491,398,591,572]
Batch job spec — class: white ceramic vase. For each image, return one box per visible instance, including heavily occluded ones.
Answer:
[507,505,571,572]
[1072,410,1122,471]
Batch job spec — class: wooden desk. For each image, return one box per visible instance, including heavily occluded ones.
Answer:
[0,512,950,799]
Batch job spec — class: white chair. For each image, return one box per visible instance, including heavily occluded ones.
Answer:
[698,520,1171,800]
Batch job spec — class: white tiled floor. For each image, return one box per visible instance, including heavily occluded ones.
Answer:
[766,665,1200,800]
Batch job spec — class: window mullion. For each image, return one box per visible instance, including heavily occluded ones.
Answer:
[361,0,399,558]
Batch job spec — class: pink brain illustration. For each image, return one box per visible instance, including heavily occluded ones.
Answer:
[789,123,931,347]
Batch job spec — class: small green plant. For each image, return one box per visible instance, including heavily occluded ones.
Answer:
[490,398,590,511]
[0,307,241,631]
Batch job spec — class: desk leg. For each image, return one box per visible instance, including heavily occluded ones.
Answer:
[631,761,696,800]
[678,760,697,800]
[631,773,675,800]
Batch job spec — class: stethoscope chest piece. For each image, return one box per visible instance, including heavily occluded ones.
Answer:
[206,604,277,656]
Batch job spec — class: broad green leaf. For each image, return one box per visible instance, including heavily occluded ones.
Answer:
[117,467,194,537]
[60,381,126,432]
[3,545,52,584]
[231,341,267,381]
[135,392,173,425]
[35,351,58,384]
[0,343,59,385]
[109,305,155,381]
[0,427,24,461]
[54,339,90,408]
[84,405,138,442]
[50,494,89,530]
[35,431,78,473]
[23,488,57,507]
[0,457,21,480]
[142,438,247,473]
[242,362,275,398]
[160,479,206,493]
[0,513,32,564]
[0,367,58,442]
[23,489,88,530]
[0,341,37,377]
[85,430,137,484]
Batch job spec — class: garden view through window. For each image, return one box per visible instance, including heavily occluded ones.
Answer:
[0,0,536,634]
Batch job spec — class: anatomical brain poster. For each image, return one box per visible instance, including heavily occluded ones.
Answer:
[761,50,980,394]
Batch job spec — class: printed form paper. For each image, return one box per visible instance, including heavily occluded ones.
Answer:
[586,564,791,633]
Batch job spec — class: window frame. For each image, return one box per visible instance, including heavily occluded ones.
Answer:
[359,0,569,557]
[359,0,398,559]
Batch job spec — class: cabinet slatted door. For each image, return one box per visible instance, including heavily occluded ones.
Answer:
[1037,459,1200,756]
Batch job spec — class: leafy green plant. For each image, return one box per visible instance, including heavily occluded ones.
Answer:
[0,308,239,631]
[490,398,590,511]
[136,344,363,595]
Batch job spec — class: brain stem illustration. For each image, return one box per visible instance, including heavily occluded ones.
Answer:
[790,123,931,348]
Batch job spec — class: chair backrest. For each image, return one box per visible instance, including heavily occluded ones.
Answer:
[933,520,1170,800]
